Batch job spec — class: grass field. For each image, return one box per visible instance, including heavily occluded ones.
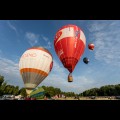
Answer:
[59,96,119,100]
[40,96,120,100]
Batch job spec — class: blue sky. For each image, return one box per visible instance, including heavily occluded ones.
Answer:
[0,20,120,94]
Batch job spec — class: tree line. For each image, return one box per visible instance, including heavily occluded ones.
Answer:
[1,74,120,97]
[42,86,78,97]
[0,75,27,97]
[0,75,78,98]
[79,84,120,96]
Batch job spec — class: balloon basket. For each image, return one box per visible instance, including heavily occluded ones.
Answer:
[68,73,73,82]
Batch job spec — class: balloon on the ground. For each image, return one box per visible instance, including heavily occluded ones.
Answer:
[19,46,53,96]
[54,24,86,82]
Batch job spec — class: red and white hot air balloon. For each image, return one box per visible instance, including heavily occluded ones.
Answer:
[88,43,94,50]
[19,46,53,96]
[54,24,86,82]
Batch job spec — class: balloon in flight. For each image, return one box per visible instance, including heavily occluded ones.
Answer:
[83,57,89,64]
[88,43,94,50]
[19,47,53,96]
[54,24,86,82]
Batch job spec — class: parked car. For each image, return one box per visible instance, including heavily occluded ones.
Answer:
[0,96,3,100]
[1,95,15,100]
[90,96,96,99]
[115,96,120,99]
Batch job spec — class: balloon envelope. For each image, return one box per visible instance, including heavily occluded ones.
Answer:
[54,24,86,73]
[83,57,89,64]
[19,47,53,95]
[88,43,94,50]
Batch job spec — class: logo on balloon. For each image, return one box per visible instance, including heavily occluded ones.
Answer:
[55,31,62,44]
[75,30,80,37]
[58,49,63,58]
[22,53,37,58]
[43,54,49,58]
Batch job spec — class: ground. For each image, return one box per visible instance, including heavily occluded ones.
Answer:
[38,96,120,100]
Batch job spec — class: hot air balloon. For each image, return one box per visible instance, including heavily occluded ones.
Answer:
[54,24,86,82]
[83,57,89,64]
[88,43,94,50]
[19,46,53,96]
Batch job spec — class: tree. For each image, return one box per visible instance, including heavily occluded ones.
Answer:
[0,82,7,95]
[19,88,27,97]
[13,86,19,95]
[115,85,120,95]
[0,75,4,86]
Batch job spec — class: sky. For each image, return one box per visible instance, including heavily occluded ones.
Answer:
[0,20,120,94]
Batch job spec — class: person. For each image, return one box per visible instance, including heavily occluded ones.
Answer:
[44,96,48,100]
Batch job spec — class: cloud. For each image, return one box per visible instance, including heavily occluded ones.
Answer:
[40,59,97,93]
[25,32,39,46]
[41,72,97,93]
[40,59,69,91]
[25,33,52,49]
[88,20,120,66]
[41,35,49,41]
[70,76,96,93]
[41,35,52,49]
[7,20,18,35]
[87,21,107,32]
[40,60,67,85]
[52,59,65,73]
[0,57,23,87]
[44,41,52,49]
[0,57,99,94]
